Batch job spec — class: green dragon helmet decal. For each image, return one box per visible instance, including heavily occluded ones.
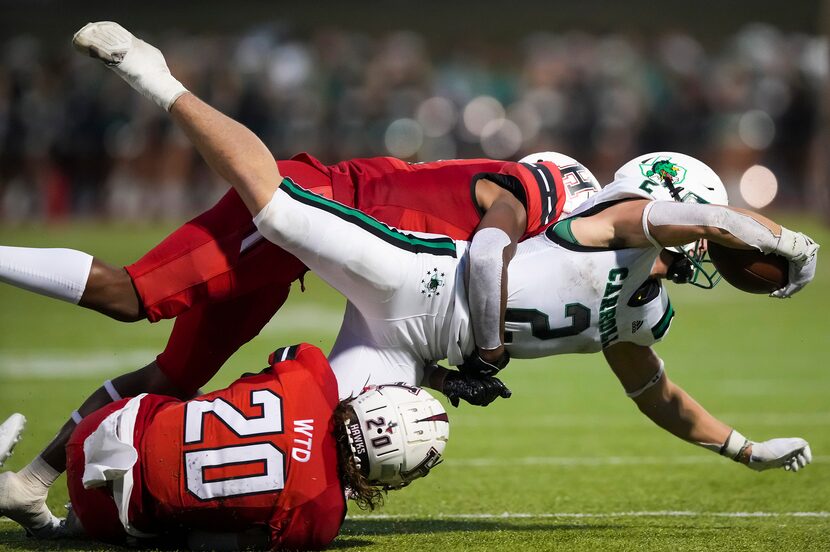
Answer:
[614,152,729,290]
[642,159,687,185]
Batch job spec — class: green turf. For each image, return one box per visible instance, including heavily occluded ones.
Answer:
[1,219,829,551]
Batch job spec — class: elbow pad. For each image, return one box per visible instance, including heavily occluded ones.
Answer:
[468,227,511,350]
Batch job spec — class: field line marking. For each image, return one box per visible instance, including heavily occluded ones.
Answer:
[4,512,828,526]
[350,511,830,520]
[0,350,160,377]
[447,455,829,467]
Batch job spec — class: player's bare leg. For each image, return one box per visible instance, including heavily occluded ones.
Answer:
[0,248,143,321]
[0,362,187,537]
[80,260,143,321]
[74,22,281,216]
[168,93,280,214]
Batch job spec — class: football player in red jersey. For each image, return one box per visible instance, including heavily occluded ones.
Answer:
[60,343,448,549]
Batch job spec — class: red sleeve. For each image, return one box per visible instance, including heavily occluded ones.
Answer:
[497,161,566,237]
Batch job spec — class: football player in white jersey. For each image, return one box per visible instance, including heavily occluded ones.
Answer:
[0,22,818,537]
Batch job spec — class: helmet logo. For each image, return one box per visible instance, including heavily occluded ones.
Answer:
[640,157,687,185]
[560,165,596,195]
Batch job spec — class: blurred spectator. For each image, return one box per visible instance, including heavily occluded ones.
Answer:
[0,23,825,222]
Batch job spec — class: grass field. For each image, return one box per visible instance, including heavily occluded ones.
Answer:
[1,219,829,551]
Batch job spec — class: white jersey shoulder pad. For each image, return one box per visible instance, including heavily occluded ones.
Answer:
[571,181,653,217]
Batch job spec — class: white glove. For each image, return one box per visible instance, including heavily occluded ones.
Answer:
[747,437,812,472]
[72,22,188,111]
[770,228,819,298]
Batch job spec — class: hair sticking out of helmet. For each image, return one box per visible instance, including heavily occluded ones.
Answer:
[518,152,601,216]
[345,384,449,490]
[614,152,729,289]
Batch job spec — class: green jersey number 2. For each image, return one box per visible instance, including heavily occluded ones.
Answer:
[504,303,591,342]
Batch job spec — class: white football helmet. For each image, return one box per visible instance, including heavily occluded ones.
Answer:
[345,384,449,489]
[614,152,729,288]
[518,151,601,216]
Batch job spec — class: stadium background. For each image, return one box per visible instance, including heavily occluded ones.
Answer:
[1,1,829,550]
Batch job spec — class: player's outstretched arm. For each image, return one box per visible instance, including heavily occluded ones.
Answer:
[642,203,817,298]
[72,22,280,214]
[604,342,812,472]
[573,199,819,298]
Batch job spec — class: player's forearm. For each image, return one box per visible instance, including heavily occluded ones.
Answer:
[632,372,812,472]
[468,198,522,358]
[633,377,731,449]
[645,202,786,251]
[170,93,281,214]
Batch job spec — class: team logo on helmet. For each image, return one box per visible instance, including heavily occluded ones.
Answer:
[420,268,445,298]
[640,157,687,185]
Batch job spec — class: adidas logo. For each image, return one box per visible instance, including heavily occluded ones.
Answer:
[631,320,644,334]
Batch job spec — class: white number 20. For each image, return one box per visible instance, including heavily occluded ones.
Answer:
[183,389,285,500]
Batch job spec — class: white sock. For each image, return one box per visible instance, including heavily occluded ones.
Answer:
[19,456,60,493]
[0,456,61,534]
[0,246,93,304]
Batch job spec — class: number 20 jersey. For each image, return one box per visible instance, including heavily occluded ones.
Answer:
[504,187,674,357]
[139,344,346,550]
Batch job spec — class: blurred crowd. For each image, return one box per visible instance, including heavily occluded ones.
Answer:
[0,23,826,222]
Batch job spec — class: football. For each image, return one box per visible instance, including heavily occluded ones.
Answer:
[708,242,789,294]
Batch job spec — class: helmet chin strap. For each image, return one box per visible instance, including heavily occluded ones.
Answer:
[662,175,684,201]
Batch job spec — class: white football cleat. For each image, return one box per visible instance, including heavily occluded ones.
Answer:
[72,21,188,111]
[0,471,62,538]
[0,413,25,468]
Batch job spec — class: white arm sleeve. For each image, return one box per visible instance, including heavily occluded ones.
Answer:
[467,227,511,351]
[640,202,664,249]
[645,201,812,261]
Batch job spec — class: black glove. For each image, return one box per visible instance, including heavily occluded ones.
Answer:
[442,370,512,407]
[459,349,510,378]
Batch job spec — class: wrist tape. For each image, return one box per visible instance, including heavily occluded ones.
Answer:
[720,429,751,461]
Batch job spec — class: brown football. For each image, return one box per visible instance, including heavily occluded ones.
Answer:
[708,242,788,294]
